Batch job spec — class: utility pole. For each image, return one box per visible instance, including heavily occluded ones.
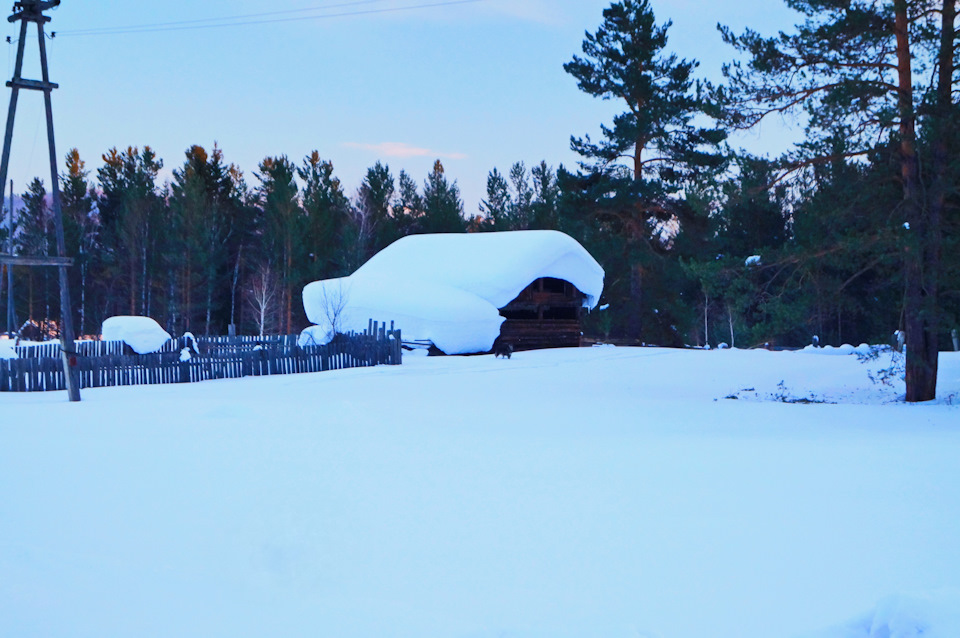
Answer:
[0,0,80,401]
[6,180,14,334]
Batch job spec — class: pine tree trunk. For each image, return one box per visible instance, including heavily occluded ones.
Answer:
[185,260,192,332]
[129,251,137,316]
[141,238,148,316]
[285,236,293,334]
[634,139,642,181]
[905,0,955,401]
[895,0,938,402]
[168,272,176,335]
[79,261,86,336]
[628,263,642,341]
[205,270,213,336]
[727,305,735,348]
[703,291,709,347]
[230,246,242,328]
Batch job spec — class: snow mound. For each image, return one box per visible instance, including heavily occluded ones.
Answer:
[298,324,331,348]
[806,590,960,638]
[302,276,505,354]
[801,343,874,356]
[302,231,604,354]
[0,338,16,360]
[100,316,172,354]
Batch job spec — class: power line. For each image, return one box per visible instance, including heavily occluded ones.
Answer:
[62,0,386,35]
[55,0,487,38]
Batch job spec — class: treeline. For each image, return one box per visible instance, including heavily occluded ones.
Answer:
[1,0,958,397]
[0,147,570,338]
[3,134,954,350]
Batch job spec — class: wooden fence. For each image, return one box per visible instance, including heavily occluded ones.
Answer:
[0,321,401,393]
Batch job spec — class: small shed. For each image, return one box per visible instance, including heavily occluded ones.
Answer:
[498,277,588,350]
[302,230,604,355]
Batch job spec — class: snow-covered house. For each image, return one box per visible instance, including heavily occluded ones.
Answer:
[301,230,605,355]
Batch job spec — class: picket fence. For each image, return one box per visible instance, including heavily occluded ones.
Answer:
[0,321,402,393]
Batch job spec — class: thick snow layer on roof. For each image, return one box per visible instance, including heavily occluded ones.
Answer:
[302,231,604,354]
[354,230,604,309]
[101,316,172,354]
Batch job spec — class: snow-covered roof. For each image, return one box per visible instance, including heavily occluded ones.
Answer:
[354,230,605,309]
[302,230,605,354]
[101,316,172,354]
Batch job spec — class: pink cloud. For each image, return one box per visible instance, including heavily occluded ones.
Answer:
[343,142,467,160]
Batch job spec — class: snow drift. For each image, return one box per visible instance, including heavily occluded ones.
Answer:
[100,316,172,354]
[801,343,875,356]
[301,230,605,354]
[807,590,960,638]
[0,338,16,360]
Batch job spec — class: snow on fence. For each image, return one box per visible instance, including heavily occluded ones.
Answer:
[0,321,401,393]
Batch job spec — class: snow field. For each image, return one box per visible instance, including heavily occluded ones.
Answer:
[1,347,959,638]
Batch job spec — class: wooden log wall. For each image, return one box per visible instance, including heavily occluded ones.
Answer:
[0,322,402,393]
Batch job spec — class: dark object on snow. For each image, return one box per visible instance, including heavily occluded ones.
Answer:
[493,341,513,359]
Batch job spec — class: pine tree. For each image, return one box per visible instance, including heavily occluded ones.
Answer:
[353,161,395,264]
[393,170,424,237]
[421,160,465,234]
[530,161,560,230]
[508,162,533,230]
[716,156,788,258]
[719,0,958,400]
[256,156,302,333]
[169,144,241,335]
[299,152,352,278]
[60,149,98,335]
[562,0,725,343]
[474,168,512,231]
[564,0,725,182]
[97,146,164,318]
[17,178,52,325]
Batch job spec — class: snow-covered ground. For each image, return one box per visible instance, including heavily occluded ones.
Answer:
[2,346,959,638]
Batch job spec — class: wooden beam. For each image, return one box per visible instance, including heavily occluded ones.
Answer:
[0,253,73,267]
[7,78,58,91]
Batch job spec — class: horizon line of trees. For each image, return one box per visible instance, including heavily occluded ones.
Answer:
[0,0,957,401]
[0,146,571,339]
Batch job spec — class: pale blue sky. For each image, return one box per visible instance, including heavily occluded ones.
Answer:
[3,0,800,212]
